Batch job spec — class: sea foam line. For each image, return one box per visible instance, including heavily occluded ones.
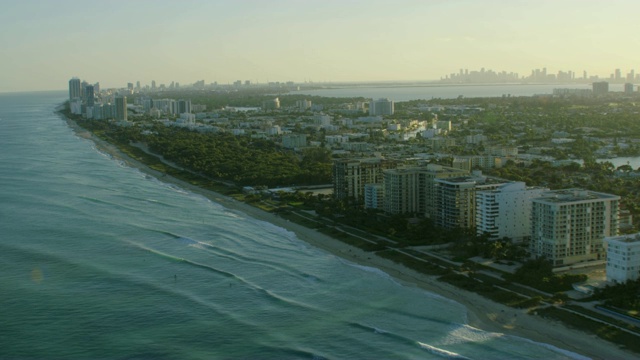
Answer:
[417,342,472,360]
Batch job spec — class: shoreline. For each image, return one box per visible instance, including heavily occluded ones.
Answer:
[62,115,635,360]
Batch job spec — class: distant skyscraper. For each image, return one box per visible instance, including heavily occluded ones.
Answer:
[69,78,81,101]
[151,80,156,90]
[84,85,95,107]
[115,96,127,121]
[81,81,89,100]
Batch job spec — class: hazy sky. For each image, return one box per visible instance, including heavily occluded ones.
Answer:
[1,0,638,92]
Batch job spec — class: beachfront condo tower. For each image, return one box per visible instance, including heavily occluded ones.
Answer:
[434,172,507,230]
[605,233,640,284]
[530,189,619,267]
[476,182,549,242]
[69,77,81,101]
[383,164,468,217]
[333,158,396,201]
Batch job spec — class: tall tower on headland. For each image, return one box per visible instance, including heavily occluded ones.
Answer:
[69,78,81,101]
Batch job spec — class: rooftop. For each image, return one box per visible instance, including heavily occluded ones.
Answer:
[535,188,620,204]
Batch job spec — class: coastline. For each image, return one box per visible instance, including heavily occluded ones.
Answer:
[62,116,635,360]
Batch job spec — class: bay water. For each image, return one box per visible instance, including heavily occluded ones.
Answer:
[0,91,583,359]
[292,83,627,101]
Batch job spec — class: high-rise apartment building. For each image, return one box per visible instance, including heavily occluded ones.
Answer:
[69,78,81,101]
[383,164,468,217]
[333,158,396,201]
[84,85,95,107]
[475,182,549,242]
[434,173,507,229]
[296,99,312,111]
[364,183,384,209]
[177,99,192,114]
[115,96,127,121]
[369,98,394,116]
[80,81,89,101]
[530,189,619,267]
[605,233,640,284]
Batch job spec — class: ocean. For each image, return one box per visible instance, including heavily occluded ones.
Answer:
[0,91,582,359]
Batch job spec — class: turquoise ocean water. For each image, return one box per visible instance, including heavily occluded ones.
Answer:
[0,91,585,359]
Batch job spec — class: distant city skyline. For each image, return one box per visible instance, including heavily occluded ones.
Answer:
[2,0,640,92]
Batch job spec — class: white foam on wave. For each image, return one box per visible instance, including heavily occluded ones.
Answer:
[441,324,590,360]
[373,326,388,335]
[439,324,503,346]
[417,342,472,360]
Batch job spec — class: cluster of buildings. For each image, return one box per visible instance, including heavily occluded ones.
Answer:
[68,78,128,121]
[441,67,640,85]
[69,77,204,126]
[261,97,394,116]
[332,159,633,279]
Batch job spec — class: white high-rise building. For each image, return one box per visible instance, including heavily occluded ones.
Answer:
[605,233,640,283]
[369,98,394,116]
[476,182,549,242]
[530,189,619,267]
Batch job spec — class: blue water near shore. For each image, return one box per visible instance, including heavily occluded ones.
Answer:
[0,91,583,359]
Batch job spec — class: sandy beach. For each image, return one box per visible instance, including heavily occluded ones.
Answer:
[64,117,636,360]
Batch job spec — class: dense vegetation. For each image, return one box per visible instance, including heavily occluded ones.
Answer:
[145,125,332,187]
[590,279,640,314]
[507,258,587,293]
[71,117,332,187]
[144,89,367,111]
